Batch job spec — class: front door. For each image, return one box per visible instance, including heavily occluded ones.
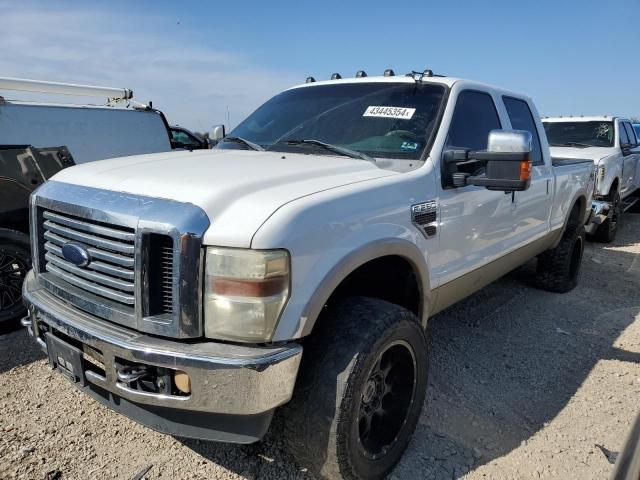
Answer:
[620,121,640,198]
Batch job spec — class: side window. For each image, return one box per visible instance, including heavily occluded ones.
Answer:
[619,122,630,146]
[172,130,201,147]
[503,97,544,166]
[623,122,637,145]
[446,91,501,151]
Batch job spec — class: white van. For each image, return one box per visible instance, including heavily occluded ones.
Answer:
[0,77,172,163]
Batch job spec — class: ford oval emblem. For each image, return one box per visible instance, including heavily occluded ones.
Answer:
[61,242,91,267]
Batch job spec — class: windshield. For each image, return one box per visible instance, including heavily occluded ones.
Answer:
[220,82,446,160]
[543,121,614,147]
[634,124,640,140]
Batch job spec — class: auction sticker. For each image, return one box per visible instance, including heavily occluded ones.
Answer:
[363,106,416,120]
[401,141,419,151]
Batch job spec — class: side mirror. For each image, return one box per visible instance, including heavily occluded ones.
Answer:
[208,125,226,146]
[446,130,533,192]
[621,143,632,156]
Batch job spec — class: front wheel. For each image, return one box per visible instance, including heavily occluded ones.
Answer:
[283,297,429,480]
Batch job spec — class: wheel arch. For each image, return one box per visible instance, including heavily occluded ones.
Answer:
[552,194,587,248]
[609,177,619,195]
[297,238,431,337]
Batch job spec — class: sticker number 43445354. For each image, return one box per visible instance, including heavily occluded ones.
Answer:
[363,106,416,120]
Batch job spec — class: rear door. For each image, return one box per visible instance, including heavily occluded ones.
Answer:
[503,97,553,244]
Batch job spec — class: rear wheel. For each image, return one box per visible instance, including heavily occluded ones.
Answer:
[536,219,585,293]
[0,230,31,332]
[593,190,620,243]
[283,297,429,480]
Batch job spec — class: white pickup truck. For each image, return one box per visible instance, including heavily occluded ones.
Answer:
[543,116,640,242]
[23,71,595,480]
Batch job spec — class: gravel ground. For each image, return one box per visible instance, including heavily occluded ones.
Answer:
[1,213,639,480]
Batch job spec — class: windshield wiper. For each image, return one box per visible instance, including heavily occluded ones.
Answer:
[222,136,265,151]
[552,142,592,148]
[280,139,376,163]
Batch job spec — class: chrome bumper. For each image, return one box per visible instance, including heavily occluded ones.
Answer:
[22,271,302,442]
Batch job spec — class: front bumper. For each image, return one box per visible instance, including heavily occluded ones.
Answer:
[22,271,302,443]
[585,199,612,235]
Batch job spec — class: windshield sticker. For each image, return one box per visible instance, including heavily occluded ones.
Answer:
[400,141,419,151]
[363,106,416,120]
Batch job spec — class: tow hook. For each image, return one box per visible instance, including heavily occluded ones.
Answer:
[117,365,151,384]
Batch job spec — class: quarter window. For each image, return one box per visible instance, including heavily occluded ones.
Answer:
[503,97,544,166]
[446,91,501,151]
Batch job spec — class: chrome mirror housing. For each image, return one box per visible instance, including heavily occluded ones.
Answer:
[208,125,226,146]
[487,129,532,154]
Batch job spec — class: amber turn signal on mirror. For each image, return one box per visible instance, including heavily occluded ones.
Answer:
[520,159,533,181]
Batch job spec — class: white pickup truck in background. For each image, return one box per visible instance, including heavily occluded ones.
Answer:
[543,116,640,242]
[23,70,596,480]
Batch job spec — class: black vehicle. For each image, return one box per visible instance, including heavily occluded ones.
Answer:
[0,145,74,330]
[169,126,209,150]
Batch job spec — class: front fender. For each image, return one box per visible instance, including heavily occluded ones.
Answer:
[596,156,622,197]
[249,173,435,341]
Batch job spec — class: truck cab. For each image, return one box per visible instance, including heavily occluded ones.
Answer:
[22,70,595,480]
[543,116,640,241]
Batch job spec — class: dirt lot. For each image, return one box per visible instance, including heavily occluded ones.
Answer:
[1,214,639,480]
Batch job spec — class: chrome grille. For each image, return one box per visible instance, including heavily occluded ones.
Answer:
[32,181,210,338]
[42,210,136,308]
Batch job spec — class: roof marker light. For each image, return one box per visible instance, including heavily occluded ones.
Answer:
[331,73,342,80]
[305,76,316,83]
[384,69,395,77]
[356,70,367,78]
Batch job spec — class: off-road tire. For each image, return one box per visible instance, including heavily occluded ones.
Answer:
[282,297,429,480]
[592,190,620,243]
[536,220,585,293]
[0,229,31,333]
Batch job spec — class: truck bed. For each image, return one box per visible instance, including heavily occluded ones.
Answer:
[549,156,595,232]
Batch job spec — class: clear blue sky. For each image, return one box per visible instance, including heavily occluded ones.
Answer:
[1,0,639,130]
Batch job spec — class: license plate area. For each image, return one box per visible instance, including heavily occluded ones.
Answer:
[45,332,86,386]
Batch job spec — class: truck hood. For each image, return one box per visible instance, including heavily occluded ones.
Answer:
[51,149,395,247]
[549,146,615,165]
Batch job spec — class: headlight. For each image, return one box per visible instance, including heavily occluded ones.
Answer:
[204,247,290,342]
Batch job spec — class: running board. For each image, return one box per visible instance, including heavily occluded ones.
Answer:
[622,197,639,213]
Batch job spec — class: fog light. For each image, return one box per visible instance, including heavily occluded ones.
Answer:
[174,370,191,394]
